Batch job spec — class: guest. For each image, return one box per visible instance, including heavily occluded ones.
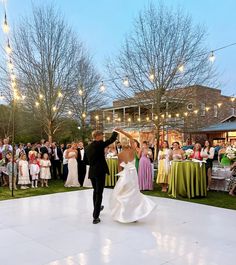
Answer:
[18,154,30,189]
[40,153,51,187]
[133,139,141,173]
[62,144,70,181]
[51,142,63,179]
[24,143,32,159]
[201,140,215,190]
[190,143,203,160]
[138,141,153,190]
[6,154,17,190]
[30,159,40,188]
[28,147,38,164]
[65,143,80,187]
[156,141,171,192]
[77,141,86,187]
[170,142,185,161]
[115,141,122,154]
[16,144,25,159]
[218,142,231,166]
[228,162,236,196]
[60,143,66,153]
[106,144,117,158]
[40,140,49,156]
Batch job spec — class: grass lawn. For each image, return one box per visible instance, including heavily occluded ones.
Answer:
[144,184,236,210]
[0,181,236,211]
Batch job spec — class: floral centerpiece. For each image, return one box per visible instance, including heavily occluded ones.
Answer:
[185,149,194,160]
[225,146,236,162]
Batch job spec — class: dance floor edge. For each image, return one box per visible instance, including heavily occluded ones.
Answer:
[0,189,235,265]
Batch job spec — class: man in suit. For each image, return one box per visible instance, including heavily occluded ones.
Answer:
[51,142,63,179]
[85,129,118,224]
[77,141,86,187]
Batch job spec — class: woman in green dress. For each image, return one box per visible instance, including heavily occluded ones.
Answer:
[133,139,141,173]
[218,143,231,166]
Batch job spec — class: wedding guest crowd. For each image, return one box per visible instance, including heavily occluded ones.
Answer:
[0,136,235,197]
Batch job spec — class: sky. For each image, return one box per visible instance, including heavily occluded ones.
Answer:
[2,0,236,96]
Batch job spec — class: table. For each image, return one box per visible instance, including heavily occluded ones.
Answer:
[105,158,119,187]
[168,161,207,198]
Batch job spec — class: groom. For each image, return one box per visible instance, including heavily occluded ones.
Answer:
[85,129,118,224]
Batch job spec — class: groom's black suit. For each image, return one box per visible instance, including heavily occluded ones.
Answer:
[85,131,118,220]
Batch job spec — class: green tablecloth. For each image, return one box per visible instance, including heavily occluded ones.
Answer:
[168,161,207,198]
[105,158,119,187]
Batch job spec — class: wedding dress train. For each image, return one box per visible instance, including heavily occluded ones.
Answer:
[110,160,155,223]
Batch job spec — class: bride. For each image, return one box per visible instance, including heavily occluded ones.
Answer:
[64,143,80,187]
[110,129,156,223]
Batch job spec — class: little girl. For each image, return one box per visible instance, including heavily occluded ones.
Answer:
[30,159,40,188]
[6,154,17,190]
[40,153,51,187]
[18,154,30,189]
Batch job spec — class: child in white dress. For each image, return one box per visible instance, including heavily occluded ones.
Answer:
[40,153,51,187]
[30,159,40,188]
[18,154,30,189]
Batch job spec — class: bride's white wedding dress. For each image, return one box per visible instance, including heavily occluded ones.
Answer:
[64,151,80,187]
[110,160,156,223]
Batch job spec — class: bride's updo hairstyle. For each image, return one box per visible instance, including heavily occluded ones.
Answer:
[121,137,129,148]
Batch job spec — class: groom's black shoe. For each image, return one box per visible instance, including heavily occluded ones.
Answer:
[100,205,104,211]
[93,218,101,224]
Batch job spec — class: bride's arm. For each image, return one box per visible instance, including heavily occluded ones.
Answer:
[117,154,122,172]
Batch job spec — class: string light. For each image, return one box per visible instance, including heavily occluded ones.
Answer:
[137,117,141,122]
[58,92,63,98]
[123,76,129,87]
[117,117,121,122]
[52,106,57,111]
[217,103,222,108]
[99,81,106,92]
[184,112,188,117]
[209,51,215,63]
[82,113,86,118]
[78,89,83,96]
[21,95,26,100]
[8,60,13,70]
[205,107,210,112]
[39,94,43,99]
[146,117,150,121]
[168,114,171,118]
[127,117,131,122]
[35,102,39,107]
[155,115,159,120]
[193,110,198,114]
[231,97,235,102]
[5,39,11,54]
[68,110,72,115]
[149,69,155,82]
[176,113,180,117]
[106,116,110,121]
[178,64,184,73]
[95,115,99,120]
[2,12,9,33]
[10,73,16,81]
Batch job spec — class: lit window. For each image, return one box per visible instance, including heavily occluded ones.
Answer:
[200,103,206,116]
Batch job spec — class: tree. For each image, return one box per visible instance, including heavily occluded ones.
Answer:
[9,5,101,142]
[70,54,106,142]
[107,3,217,146]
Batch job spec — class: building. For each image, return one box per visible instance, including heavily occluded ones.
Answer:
[90,85,236,144]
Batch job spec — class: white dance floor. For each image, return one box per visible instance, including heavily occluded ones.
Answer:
[0,189,235,265]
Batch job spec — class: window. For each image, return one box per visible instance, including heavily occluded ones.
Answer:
[231,108,235,115]
[214,105,218,118]
[200,103,206,116]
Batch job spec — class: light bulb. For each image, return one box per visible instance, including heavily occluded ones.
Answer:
[137,117,141,122]
[5,41,12,54]
[123,76,129,87]
[95,115,99,120]
[53,106,57,111]
[184,112,188,117]
[176,113,180,117]
[2,14,9,33]
[217,103,222,108]
[82,113,86,118]
[146,117,150,121]
[127,118,131,122]
[209,51,215,63]
[35,102,39,107]
[8,60,13,70]
[68,111,72,115]
[100,81,105,92]
[178,64,184,73]
[58,92,63,98]
[39,94,43,99]
[79,89,83,96]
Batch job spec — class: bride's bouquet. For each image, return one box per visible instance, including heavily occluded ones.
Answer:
[225,146,236,162]
[185,149,194,160]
